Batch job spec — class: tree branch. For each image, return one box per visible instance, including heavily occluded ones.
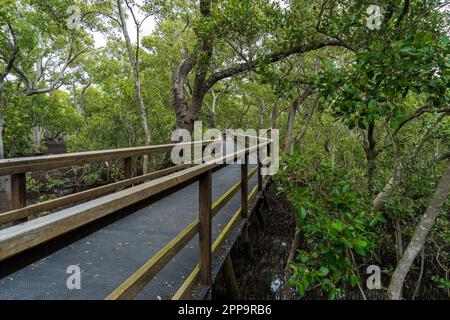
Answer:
[205,38,345,91]
[25,47,86,96]
[396,0,411,27]
[0,23,19,82]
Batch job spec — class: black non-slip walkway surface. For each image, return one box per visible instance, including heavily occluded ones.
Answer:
[0,154,258,300]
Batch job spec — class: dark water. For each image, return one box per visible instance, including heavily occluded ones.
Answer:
[214,182,296,300]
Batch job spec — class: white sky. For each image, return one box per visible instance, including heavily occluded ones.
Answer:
[91,3,157,48]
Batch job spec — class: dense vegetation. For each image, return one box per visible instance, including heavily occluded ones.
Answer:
[0,0,449,299]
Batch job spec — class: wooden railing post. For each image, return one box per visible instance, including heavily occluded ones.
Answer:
[241,152,248,218]
[124,157,133,180]
[11,173,26,210]
[257,138,263,191]
[241,151,249,243]
[199,170,212,287]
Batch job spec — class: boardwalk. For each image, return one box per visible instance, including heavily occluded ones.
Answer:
[0,139,265,300]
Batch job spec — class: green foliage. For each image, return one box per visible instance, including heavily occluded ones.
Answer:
[431,276,450,290]
[4,90,82,156]
[277,151,385,299]
[317,32,449,131]
[82,169,103,187]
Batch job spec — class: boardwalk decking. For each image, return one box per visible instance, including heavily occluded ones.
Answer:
[0,144,259,300]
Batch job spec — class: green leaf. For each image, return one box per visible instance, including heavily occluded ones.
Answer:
[300,207,307,219]
[350,275,359,287]
[297,251,309,263]
[328,290,336,300]
[332,220,344,232]
[354,246,366,256]
[319,266,330,277]
[287,278,297,287]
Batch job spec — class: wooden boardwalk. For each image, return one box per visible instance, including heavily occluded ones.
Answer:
[0,137,271,300]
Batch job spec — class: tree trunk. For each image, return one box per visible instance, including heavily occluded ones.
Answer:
[0,100,11,213]
[210,90,218,128]
[387,160,450,299]
[366,155,376,192]
[170,5,344,132]
[117,0,151,173]
[173,47,195,130]
[284,85,315,153]
[258,98,266,130]
[270,102,278,129]
[364,122,377,193]
[32,126,42,154]
[373,115,445,212]
[284,97,300,153]
[173,1,212,132]
[293,99,319,149]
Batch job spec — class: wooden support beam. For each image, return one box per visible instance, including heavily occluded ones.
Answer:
[124,157,133,180]
[241,153,248,218]
[241,153,249,243]
[11,173,26,210]
[257,139,263,191]
[222,255,240,299]
[199,170,212,287]
[11,173,27,224]
[212,166,257,216]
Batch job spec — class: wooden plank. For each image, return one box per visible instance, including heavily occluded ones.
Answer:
[124,157,133,180]
[11,173,26,210]
[0,140,216,176]
[199,170,212,286]
[222,255,240,299]
[241,153,249,219]
[0,164,190,226]
[257,138,263,191]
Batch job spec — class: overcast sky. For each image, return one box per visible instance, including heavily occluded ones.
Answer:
[91,3,157,48]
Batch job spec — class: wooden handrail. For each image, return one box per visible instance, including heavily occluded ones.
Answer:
[0,140,217,176]
[0,164,191,225]
[226,132,273,142]
[0,139,219,219]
